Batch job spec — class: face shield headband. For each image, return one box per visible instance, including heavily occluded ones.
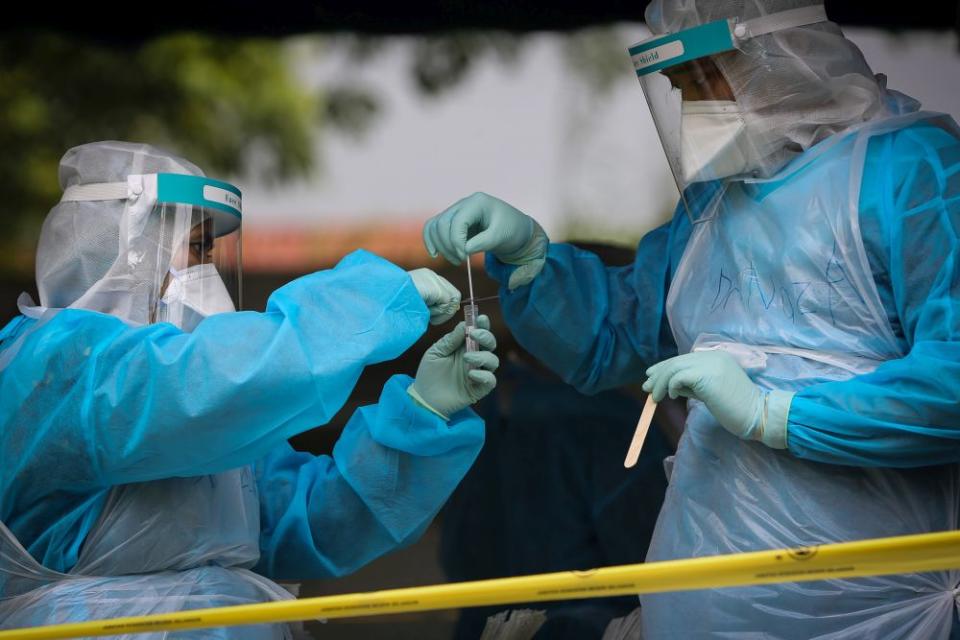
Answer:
[628,5,828,78]
[60,173,242,235]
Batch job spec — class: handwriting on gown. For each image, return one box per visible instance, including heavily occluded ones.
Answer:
[709,242,866,326]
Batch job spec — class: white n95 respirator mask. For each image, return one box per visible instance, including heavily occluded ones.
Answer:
[158,263,236,332]
[679,100,751,184]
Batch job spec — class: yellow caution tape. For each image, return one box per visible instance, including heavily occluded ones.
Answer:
[5,528,960,639]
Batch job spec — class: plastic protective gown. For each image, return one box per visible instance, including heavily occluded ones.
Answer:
[488,110,960,637]
[0,250,485,637]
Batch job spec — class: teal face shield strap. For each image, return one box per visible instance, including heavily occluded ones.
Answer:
[630,20,736,76]
[156,174,242,220]
[628,5,829,77]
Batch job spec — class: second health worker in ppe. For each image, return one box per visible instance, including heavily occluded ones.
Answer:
[0,141,498,637]
[423,0,960,637]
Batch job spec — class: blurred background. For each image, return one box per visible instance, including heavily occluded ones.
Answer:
[2,2,959,638]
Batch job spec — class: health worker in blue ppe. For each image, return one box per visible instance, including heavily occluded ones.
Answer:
[422,1,960,637]
[0,141,500,638]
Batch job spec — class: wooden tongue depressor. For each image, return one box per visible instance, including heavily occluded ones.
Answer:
[624,395,658,468]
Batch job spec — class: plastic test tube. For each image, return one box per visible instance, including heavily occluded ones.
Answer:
[464,302,479,352]
[464,258,479,352]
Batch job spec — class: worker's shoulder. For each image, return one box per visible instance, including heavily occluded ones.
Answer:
[867,114,960,164]
[860,115,960,211]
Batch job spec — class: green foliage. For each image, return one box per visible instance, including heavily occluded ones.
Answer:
[0,32,322,267]
[325,31,525,97]
[323,84,380,138]
[561,26,637,94]
[411,32,523,95]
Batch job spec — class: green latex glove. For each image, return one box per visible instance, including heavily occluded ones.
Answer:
[423,192,549,290]
[408,314,499,419]
[408,268,461,325]
[642,350,793,449]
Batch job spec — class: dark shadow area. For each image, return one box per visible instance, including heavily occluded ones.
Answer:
[4,1,956,39]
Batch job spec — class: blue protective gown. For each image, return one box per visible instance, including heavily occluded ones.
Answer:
[487,118,960,469]
[0,249,484,579]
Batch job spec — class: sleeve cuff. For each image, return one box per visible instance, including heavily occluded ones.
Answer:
[761,390,794,450]
[359,375,483,456]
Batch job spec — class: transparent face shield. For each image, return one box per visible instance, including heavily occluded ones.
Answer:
[60,172,243,331]
[628,5,828,222]
[151,174,242,331]
[154,202,242,331]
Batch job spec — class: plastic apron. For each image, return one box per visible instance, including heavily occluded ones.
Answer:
[640,112,960,639]
[0,465,295,638]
